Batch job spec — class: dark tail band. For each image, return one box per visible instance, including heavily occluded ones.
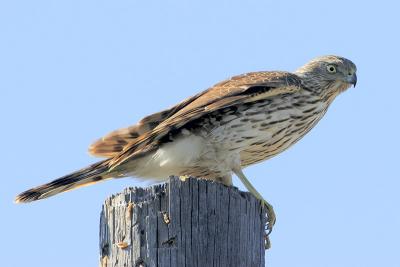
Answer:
[15,159,111,203]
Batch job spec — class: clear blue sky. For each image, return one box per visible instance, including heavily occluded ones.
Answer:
[1,1,399,266]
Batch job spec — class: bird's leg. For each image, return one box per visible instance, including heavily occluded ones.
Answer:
[218,174,233,186]
[233,168,276,249]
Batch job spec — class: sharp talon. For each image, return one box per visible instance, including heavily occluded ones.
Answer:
[260,199,276,235]
[264,234,271,250]
[265,227,272,236]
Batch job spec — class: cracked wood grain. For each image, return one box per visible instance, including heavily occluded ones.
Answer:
[99,177,267,267]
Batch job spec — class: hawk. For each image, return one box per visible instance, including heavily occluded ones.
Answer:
[16,55,357,244]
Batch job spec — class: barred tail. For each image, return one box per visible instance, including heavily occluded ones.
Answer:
[15,159,112,203]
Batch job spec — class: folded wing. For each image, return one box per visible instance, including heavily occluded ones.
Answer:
[107,71,303,169]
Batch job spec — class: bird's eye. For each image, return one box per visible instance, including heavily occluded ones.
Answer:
[327,65,336,73]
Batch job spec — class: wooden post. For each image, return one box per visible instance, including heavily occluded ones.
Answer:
[99,177,267,267]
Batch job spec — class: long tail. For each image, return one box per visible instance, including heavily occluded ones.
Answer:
[15,159,112,203]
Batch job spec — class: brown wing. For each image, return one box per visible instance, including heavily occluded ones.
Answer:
[89,109,177,157]
[89,122,158,158]
[108,71,303,169]
[88,90,210,157]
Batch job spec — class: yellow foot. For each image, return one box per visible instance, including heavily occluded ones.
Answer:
[232,167,276,250]
[261,199,276,249]
[264,234,271,250]
[261,199,276,235]
[179,175,190,182]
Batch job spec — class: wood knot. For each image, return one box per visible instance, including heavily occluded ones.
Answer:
[162,211,170,224]
[116,242,129,249]
[135,258,146,267]
[162,236,177,247]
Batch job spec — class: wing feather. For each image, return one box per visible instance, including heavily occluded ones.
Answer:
[108,71,303,168]
[88,90,210,157]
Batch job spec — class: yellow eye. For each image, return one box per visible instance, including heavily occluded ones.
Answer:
[327,65,337,73]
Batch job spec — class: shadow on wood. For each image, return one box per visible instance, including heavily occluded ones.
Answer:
[99,176,267,267]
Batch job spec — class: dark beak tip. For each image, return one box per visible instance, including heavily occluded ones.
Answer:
[352,74,357,88]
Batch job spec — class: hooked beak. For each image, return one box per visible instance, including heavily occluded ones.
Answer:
[347,73,357,87]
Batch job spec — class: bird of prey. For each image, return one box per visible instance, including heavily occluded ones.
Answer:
[16,55,357,245]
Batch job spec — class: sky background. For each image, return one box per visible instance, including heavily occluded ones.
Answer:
[1,1,399,266]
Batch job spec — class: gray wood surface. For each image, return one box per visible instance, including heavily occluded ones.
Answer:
[99,177,267,267]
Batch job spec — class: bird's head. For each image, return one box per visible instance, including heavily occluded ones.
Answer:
[295,55,357,100]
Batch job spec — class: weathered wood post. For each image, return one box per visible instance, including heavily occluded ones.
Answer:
[99,177,267,267]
